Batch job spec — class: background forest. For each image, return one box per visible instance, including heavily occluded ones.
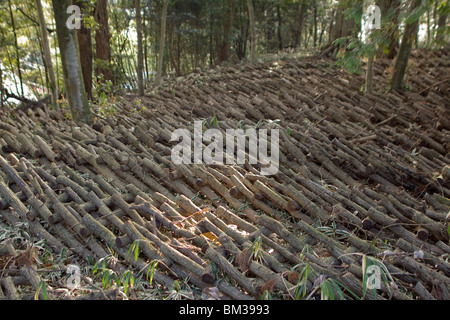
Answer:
[0,0,448,111]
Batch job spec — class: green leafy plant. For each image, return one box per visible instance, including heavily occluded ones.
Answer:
[317,221,352,240]
[34,280,49,300]
[165,280,194,300]
[92,251,136,297]
[145,260,159,285]
[292,262,311,299]
[127,240,140,262]
[249,236,264,264]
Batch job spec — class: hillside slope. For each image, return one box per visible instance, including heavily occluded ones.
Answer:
[0,50,449,300]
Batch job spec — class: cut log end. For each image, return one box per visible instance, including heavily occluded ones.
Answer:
[287,200,301,212]
[416,227,429,241]
[229,186,241,198]
[201,264,216,284]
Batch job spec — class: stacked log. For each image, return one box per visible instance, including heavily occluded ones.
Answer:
[0,49,449,300]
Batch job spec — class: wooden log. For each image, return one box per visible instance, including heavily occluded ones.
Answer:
[81,213,175,289]
[33,135,59,162]
[396,238,450,277]
[201,264,216,284]
[21,265,54,300]
[122,221,172,268]
[28,168,91,238]
[130,220,205,278]
[361,217,375,230]
[257,215,307,252]
[0,176,66,253]
[414,281,436,300]
[217,232,292,295]
[1,277,20,300]
[392,254,450,288]
[387,195,447,241]
[112,193,146,226]
[87,191,125,233]
[283,184,329,221]
[215,206,257,233]
[169,170,182,181]
[205,246,258,297]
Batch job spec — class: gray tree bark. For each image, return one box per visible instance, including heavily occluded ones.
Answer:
[135,0,144,96]
[155,0,170,87]
[52,0,92,124]
[390,0,422,91]
[36,0,58,107]
[247,0,256,62]
[95,0,112,82]
[8,0,24,97]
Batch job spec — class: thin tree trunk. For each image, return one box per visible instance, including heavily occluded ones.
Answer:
[296,1,307,48]
[247,0,256,62]
[388,0,401,59]
[436,10,448,45]
[0,65,3,108]
[426,7,431,44]
[36,0,58,107]
[319,20,326,47]
[8,0,24,97]
[52,0,92,124]
[156,0,170,87]
[277,4,283,50]
[54,30,60,93]
[95,0,112,82]
[313,1,318,47]
[168,25,179,75]
[74,0,93,101]
[218,0,236,63]
[390,0,422,91]
[143,7,149,80]
[377,0,400,59]
[366,53,374,94]
[135,0,144,96]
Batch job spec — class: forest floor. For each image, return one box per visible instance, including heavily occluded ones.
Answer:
[0,49,449,300]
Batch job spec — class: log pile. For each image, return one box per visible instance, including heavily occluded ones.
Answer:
[0,49,449,300]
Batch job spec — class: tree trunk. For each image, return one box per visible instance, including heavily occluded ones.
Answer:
[0,65,3,108]
[8,0,24,97]
[94,0,112,82]
[143,7,149,80]
[376,0,401,59]
[296,1,307,48]
[426,7,431,44]
[168,25,180,76]
[218,0,236,63]
[277,4,283,50]
[135,0,144,96]
[390,0,422,91]
[36,0,58,107]
[247,0,256,62]
[52,0,92,124]
[329,4,358,45]
[73,0,93,101]
[365,53,374,94]
[313,1,318,47]
[436,9,448,46]
[319,19,327,47]
[156,0,170,87]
